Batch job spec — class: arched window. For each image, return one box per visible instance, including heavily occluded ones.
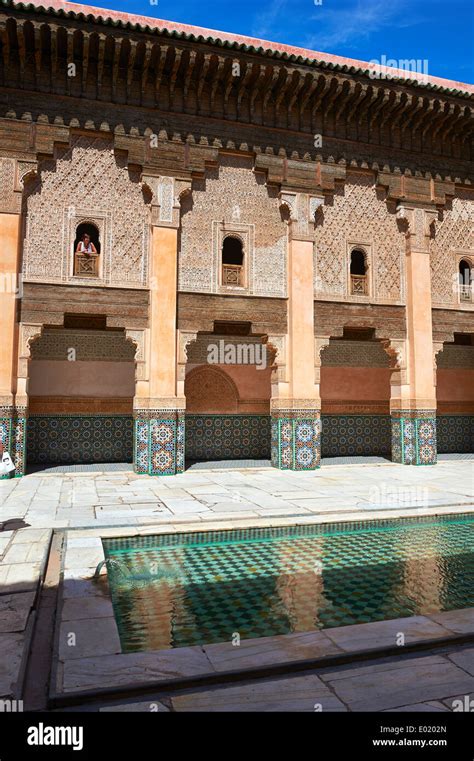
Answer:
[350,249,368,295]
[74,222,100,277]
[459,259,472,302]
[222,236,244,286]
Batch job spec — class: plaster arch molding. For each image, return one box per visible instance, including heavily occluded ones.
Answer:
[185,366,239,413]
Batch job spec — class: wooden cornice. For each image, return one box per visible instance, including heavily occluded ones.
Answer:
[0,11,472,167]
[376,171,455,208]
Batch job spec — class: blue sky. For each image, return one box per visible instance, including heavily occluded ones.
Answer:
[79,0,473,83]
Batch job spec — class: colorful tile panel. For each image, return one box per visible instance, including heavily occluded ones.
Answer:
[185,415,270,461]
[437,415,473,454]
[391,411,437,465]
[321,415,391,457]
[27,415,133,465]
[271,411,321,470]
[133,410,185,476]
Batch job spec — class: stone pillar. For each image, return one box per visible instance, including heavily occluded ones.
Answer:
[133,176,189,475]
[0,181,25,476]
[391,204,438,465]
[271,193,323,470]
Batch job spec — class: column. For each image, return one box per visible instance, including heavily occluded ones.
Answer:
[391,204,438,465]
[271,193,323,470]
[133,176,187,476]
[0,203,25,476]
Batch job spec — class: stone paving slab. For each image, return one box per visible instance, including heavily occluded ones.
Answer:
[324,616,456,652]
[60,648,215,693]
[0,632,27,697]
[59,618,122,660]
[203,631,342,672]
[0,592,36,633]
[170,674,347,712]
[383,701,449,712]
[429,609,474,634]
[319,654,474,711]
[446,647,474,676]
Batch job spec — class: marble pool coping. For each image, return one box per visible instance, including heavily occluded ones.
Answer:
[50,507,474,706]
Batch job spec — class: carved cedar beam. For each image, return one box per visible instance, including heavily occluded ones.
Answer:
[298,73,320,127]
[249,63,268,119]
[49,22,62,87]
[380,91,406,132]
[65,28,75,96]
[262,66,282,114]
[209,55,225,113]
[272,67,291,121]
[288,71,309,126]
[196,53,211,113]
[111,36,123,102]
[153,44,169,105]
[420,98,441,142]
[125,39,138,100]
[254,154,345,193]
[352,84,374,139]
[320,77,341,133]
[168,46,183,108]
[439,104,462,142]
[430,102,454,143]
[366,88,387,140]
[222,54,236,107]
[334,80,357,128]
[376,171,455,207]
[95,32,107,98]
[139,40,152,104]
[82,31,91,95]
[0,19,10,79]
[183,49,197,104]
[236,60,255,118]
[16,18,26,86]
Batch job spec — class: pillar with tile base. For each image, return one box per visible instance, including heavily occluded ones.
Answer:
[390,204,439,465]
[271,403,321,470]
[391,410,437,466]
[133,176,189,476]
[271,192,323,470]
[0,208,25,477]
[134,407,185,476]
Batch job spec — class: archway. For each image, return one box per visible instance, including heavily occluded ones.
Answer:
[319,329,392,459]
[26,324,136,467]
[436,333,474,455]
[184,332,273,463]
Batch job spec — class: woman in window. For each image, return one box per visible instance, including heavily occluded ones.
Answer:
[75,232,97,256]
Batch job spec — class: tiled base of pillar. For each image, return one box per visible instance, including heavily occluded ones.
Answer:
[271,411,321,470]
[391,411,437,465]
[134,410,185,476]
[0,406,27,477]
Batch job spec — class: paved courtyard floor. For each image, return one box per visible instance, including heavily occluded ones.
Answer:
[0,459,472,711]
[90,642,474,713]
[0,459,473,532]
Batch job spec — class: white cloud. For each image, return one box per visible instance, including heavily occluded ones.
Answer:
[304,0,420,52]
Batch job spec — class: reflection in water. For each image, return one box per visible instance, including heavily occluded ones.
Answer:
[104,516,474,652]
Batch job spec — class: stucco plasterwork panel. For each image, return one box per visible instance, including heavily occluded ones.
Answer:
[314,174,404,303]
[0,158,21,213]
[22,136,150,287]
[179,155,287,297]
[431,193,474,307]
